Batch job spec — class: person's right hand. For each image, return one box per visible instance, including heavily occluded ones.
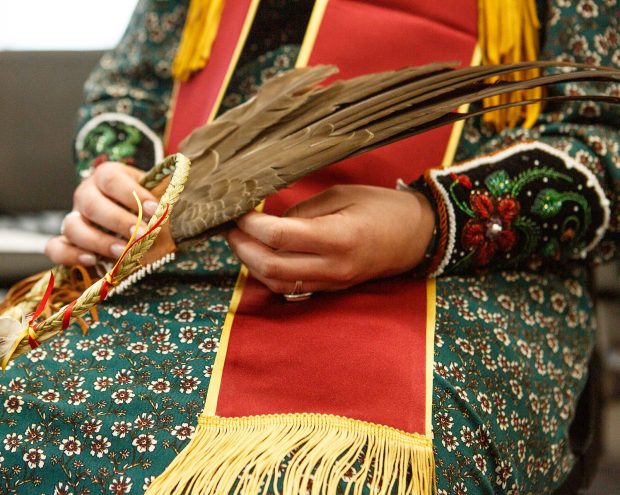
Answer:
[44,162,159,266]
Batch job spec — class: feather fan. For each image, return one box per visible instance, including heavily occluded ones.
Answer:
[170,61,620,242]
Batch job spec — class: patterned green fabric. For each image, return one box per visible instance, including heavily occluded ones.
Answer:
[0,239,237,494]
[1,1,618,494]
[77,0,188,138]
[433,266,596,494]
[457,0,620,265]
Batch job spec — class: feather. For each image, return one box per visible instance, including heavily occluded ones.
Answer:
[178,65,339,161]
[170,61,620,242]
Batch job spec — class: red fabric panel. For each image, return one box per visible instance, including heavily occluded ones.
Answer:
[166,0,253,153]
[268,0,478,215]
[354,0,478,37]
[217,0,478,433]
[216,275,428,432]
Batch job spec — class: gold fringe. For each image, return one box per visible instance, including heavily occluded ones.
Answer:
[172,0,226,81]
[478,0,543,130]
[146,413,435,495]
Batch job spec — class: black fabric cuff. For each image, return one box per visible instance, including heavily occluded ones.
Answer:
[411,142,610,276]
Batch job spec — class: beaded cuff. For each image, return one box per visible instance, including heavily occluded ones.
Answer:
[396,178,441,278]
[74,113,164,179]
[411,142,611,277]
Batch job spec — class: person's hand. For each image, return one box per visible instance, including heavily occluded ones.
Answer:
[44,162,159,266]
[225,184,435,294]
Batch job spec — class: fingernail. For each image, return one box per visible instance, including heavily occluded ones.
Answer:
[143,201,158,216]
[129,225,147,238]
[110,243,126,258]
[77,253,96,266]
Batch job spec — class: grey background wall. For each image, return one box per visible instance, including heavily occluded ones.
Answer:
[0,50,103,213]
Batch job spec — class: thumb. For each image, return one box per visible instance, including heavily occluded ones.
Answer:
[284,186,355,219]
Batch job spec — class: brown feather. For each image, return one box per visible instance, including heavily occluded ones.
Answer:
[169,61,620,242]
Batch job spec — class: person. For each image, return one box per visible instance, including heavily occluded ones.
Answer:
[1,1,618,494]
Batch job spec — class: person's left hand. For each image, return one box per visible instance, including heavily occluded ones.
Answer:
[225,184,436,294]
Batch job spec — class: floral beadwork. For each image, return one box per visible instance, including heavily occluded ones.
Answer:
[76,0,190,154]
[420,141,610,275]
[457,0,620,265]
[460,188,520,266]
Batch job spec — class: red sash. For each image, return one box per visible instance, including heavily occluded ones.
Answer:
[153,1,478,493]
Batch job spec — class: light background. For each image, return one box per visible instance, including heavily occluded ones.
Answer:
[0,0,138,50]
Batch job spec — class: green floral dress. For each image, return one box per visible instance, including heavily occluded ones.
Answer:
[1,1,619,494]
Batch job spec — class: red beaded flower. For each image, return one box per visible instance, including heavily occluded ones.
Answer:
[462,190,520,266]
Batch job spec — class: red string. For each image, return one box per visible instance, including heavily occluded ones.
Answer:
[62,300,77,331]
[27,334,40,349]
[99,275,112,303]
[30,272,54,323]
[26,271,55,349]
[99,204,170,302]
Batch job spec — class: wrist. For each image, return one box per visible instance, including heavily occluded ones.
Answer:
[399,178,441,277]
[411,192,436,267]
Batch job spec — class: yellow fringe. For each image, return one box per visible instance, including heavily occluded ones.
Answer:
[146,413,435,495]
[172,0,226,81]
[478,0,543,130]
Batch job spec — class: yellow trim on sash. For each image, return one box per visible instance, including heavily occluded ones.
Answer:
[424,279,436,437]
[203,266,248,415]
[206,0,262,123]
[441,45,483,169]
[296,0,330,68]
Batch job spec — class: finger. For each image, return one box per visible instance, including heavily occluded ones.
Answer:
[226,227,355,284]
[122,164,146,182]
[249,270,342,294]
[236,211,349,254]
[74,182,146,239]
[93,162,159,217]
[61,212,128,259]
[44,236,98,267]
[60,211,81,236]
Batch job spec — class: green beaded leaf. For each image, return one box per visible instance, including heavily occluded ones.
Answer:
[511,167,571,195]
[514,216,540,260]
[111,142,138,160]
[121,124,143,143]
[484,170,512,196]
[532,188,564,217]
[88,126,117,154]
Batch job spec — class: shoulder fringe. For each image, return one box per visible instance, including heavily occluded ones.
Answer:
[478,0,543,130]
[172,0,226,81]
[146,413,436,495]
